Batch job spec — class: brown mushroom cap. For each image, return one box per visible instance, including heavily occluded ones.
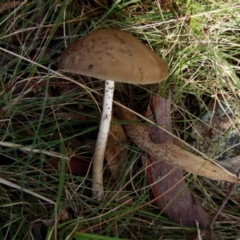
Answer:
[59,28,169,84]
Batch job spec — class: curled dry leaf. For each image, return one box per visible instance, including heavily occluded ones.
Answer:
[145,95,209,230]
[105,116,128,179]
[116,105,240,183]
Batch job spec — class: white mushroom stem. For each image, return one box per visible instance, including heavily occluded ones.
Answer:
[92,79,115,201]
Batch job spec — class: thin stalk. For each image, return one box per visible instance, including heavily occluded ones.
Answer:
[92,80,115,201]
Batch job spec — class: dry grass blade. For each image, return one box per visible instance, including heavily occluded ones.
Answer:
[0,177,55,205]
[0,141,67,159]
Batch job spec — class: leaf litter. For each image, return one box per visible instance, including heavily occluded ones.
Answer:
[116,102,240,183]
[116,94,240,233]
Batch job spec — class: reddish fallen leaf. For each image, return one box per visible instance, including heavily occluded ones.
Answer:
[144,95,209,229]
[50,157,91,176]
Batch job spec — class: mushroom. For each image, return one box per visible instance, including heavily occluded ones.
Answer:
[58,28,169,201]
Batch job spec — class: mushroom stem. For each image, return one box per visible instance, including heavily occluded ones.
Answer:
[92,79,115,201]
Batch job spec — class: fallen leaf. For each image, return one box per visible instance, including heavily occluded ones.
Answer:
[116,105,240,183]
[105,116,128,179]
[50,157,91,176]
[144,95,209,229]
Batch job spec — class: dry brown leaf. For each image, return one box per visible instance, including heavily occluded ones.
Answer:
[116,105,240,183]
[105,116,128,179]
[50,157,91,176]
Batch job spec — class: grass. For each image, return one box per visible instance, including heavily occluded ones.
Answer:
[1,0,240,239]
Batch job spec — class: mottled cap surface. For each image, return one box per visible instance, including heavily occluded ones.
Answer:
[59,28,169,84]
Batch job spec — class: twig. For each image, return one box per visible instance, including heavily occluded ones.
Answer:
[193,168,240,240]
[209,175,239,239]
